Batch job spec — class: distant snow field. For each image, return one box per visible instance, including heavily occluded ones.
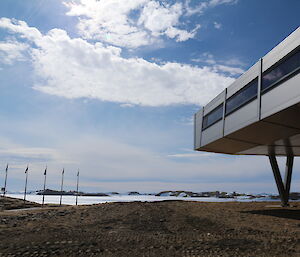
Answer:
[7,194,281,206]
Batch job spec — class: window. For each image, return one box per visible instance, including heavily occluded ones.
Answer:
[262,48,300,91]
[202,104,223,130]
[225,78,258,115]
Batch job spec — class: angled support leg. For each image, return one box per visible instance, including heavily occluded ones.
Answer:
[269,155,286,206]
[268,154,294,207]
[284,156,293,202]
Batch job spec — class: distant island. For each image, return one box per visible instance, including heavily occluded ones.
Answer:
[36,189,109,197]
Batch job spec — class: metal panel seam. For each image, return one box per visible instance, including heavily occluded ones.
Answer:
[193,113,196,149]
[222,88,227,137]
[258,58,263,120]
[200,108,204,146]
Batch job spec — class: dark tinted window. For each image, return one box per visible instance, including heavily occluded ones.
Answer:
[262,49,300,91]
[202,104,223,130]
[226,78,258,115]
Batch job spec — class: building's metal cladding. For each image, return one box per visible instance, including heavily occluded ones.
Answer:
[194,27,300,156]
[194,27,300,206]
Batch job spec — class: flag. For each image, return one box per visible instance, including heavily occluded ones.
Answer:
[5,164,8,172]
[62,168,64,174]
[25,166,28,173]
[44,166,47,176]
[77,170,79,177]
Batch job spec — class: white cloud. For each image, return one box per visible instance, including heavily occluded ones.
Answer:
[0,41,28,64]
[138,1,183,35]
[62,0,238,48]
[0,18,42,41]
[223,58,246,67]
[191,52,216,64]
[209,0,238,7]
[0,147,58,161]
[165,24,201,42]
[184,1,208,16]
[64,0,200,48]
[192,52,245,76]
[0,137,73,167]
[213,21,222,29]
[212,64,244,76]
[0,18,234,107]
[64,0,151,48]
[168,152,213,158]
[184,0,238,16]
[120,103,135,108]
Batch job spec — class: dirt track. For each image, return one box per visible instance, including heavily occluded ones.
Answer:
[0,198,299,256]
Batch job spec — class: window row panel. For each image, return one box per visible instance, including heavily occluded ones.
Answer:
[262,48,300,91]
[202,104,223,130]
[225,78,258,115]
[202,47,299,131]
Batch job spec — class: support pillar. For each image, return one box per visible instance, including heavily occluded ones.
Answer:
[268,154,294,207]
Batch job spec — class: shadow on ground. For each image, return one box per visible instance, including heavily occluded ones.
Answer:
[242,209,300,220]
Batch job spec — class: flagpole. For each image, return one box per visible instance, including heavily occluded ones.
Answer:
[3,164,8,197]
[76,169,79,206]
[42,166,47,207]
[59,168,64,206]
[23,165,29,204]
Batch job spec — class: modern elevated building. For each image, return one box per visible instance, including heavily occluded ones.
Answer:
[194,27,300,206]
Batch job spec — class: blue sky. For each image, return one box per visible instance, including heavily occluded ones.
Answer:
[0,0,299,193]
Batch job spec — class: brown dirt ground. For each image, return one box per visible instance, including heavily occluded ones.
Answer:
[0,196,41,211]
[0,197,299,257]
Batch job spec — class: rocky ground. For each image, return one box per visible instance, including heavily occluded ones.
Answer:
[0,196,41,211]
[0,197,299,257]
